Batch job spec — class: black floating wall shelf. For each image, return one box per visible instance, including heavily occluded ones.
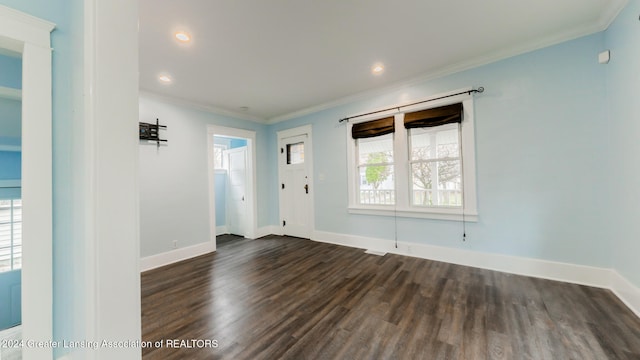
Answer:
[139,118,167,147]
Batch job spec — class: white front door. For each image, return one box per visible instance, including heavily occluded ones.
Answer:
[225,147,247,236]
[278,130,313,239]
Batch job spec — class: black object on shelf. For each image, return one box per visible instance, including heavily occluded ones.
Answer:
[139,118,167,147]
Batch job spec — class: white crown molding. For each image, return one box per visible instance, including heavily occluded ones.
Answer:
[0,5,55,33]
[139,89,268,124]
[267,1,627,124]
[0,86,21,100]
[0,5,55,52]
[597,0,629,30]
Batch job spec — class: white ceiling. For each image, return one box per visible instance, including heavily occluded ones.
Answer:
[139,0,627,123]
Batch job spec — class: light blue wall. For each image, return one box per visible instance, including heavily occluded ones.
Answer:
[0,97,21,140]
[214,172,226,226]
[606,1,640,288]
[0,0,85,355]
[0,53,21,89]
[139,95,269,257]
[269,32,610,268]
[230,138,247,149]
[0,151,20,179]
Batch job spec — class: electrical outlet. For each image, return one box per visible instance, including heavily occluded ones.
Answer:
[172,240,177,249]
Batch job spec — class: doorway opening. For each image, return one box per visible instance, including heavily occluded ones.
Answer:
[207,126,257,250]
[213,135,248,237]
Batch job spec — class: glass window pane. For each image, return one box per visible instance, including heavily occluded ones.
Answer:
[411,162,434,206]
[411,160,461,207]
[0,200,22,272]
[358,165,395,205]
[214,147,223,168]
[287,142,304,164]
[357,133,393,165]
[437,160,461,206]
[12,200,22,270]
[410,124,459,161]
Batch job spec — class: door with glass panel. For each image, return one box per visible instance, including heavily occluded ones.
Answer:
[278,134,311,238]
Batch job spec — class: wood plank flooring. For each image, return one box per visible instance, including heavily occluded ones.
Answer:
[141,235,640,359]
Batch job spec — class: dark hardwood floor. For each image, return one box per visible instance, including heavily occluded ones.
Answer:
[141,235,640,359]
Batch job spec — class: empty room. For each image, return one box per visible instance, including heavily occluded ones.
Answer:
[0,0,639,359]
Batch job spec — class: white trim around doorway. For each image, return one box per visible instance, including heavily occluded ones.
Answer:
[207,126,258,250]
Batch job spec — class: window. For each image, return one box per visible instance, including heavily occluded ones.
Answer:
[409,124,461,207]
[0,199,22,272]
[357,133,394,205]
[214,144,227,169]
[346,90,477,221]
[286,142,305,164]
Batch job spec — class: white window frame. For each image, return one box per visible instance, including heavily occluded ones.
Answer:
[213,143,228,171]
[355,133,395,205]
[346,88,478,221]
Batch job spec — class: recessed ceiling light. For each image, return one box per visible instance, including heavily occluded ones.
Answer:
[158,74,172,84]
[175,31,191,43]
[371,63,385,75]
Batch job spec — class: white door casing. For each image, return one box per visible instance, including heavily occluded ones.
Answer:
[207,125,257,245]
[278,125,314,239]
[0,5,54,359]
[225,147,247,237]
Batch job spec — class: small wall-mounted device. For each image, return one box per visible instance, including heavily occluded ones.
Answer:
[598,50,610,64]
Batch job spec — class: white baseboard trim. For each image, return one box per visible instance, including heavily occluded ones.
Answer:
[610,270,640,318]
[136,228,640,318]
[216,225,228,236]
[255,225,281,238]
[311,230,612,288]
[311,230,640,318]
[140,241,215,272]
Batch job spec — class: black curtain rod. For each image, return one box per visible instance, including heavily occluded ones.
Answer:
[338,87,484,123]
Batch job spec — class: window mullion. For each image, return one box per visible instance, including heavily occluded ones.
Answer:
[394,114,409,209]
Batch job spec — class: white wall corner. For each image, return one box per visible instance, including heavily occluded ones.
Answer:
[216,225,229,236]
[255,225,281,238]
[140,242,215,272]
[610,271,640,319]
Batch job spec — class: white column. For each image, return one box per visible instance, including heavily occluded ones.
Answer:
[21,41,53,360]
[83,0,141,358]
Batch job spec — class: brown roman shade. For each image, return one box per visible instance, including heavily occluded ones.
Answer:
[404,103,463,129]
[351,116,395,139]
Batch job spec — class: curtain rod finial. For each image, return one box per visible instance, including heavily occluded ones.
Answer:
[477,87,484,93]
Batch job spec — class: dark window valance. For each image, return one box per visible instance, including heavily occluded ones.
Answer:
[351,116,395,139]
[404,103,463,129]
